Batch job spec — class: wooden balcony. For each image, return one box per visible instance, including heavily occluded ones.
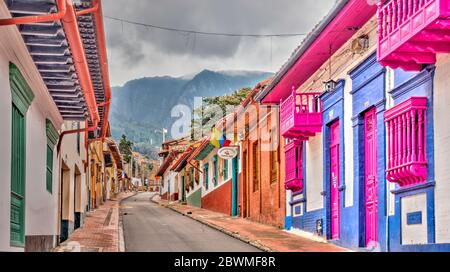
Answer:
[385,97,427,187]
[377,0,450,71]
[280,90,322,139]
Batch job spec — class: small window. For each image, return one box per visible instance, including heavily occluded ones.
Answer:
[76,122,81,155]
[270,148,278,184]
[46,145,53,193]
[45,119,58,194]
[213,155,218,186]
[204,163,209,190]
[252,141,259,192]
[223,158,228,180]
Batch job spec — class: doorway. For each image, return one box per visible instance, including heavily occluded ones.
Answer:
[364,108,378,248]
[60,162,70,243]
[231,156,239,216]
[74,166,81,230]
[330,121,340,240]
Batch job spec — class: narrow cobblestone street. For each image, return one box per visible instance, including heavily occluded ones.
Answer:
[54,192,135,252]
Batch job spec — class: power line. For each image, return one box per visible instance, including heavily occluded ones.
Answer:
[105,15,308,38]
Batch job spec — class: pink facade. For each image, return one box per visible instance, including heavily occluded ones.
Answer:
[377,0,450,71]
[262,0,376,103]
[385,97,428,187]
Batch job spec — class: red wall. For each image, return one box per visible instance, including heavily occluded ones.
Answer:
[201,180,232,215]
[171,192,179,201]
[161,192,168,200]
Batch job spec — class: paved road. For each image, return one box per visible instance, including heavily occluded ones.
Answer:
[121,192,260,252]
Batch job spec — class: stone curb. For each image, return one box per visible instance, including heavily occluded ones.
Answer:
[118,192,138,252]
[152,199,274,252]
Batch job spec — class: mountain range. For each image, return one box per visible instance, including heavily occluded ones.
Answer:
[110,69,273,158]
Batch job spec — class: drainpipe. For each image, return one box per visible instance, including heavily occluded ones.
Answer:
[57,119,98,154]
[62,0,99,125]
[56,0,106,153]
[0,0,67,26]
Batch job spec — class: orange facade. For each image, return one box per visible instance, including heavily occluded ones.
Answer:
[239,105,286,228]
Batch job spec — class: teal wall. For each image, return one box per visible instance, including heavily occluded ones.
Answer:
[186,187,202,207]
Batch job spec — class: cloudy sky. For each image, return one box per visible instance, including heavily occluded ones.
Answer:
[102,0,336,86]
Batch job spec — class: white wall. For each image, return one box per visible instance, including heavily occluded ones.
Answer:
[25,103,58,236]
[343,75,354,207]
[305,135,324,212]
[434,55,450,243]
[0,46,14,251]
[200,151,231,197]
[401,193,428,245]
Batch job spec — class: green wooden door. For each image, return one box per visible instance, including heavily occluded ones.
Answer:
[10,104,25,247]
[9,63,34,247]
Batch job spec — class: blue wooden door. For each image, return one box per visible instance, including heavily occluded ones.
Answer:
[231,157,239,216]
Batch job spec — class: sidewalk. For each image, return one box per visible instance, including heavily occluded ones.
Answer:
[53,191,136,252]
[154,196,348,252]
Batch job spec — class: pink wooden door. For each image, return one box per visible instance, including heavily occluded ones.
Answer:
[330,121,340,240]
[364,108,378,247]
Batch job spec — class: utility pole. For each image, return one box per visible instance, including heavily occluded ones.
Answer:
[155,128,168,148]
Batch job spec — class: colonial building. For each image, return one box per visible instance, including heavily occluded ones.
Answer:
[156,137,192,201]
[237,81,286,228]
[257,0,450,251]
[0,0,111,251]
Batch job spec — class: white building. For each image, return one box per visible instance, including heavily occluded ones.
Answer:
[0,0,111,251]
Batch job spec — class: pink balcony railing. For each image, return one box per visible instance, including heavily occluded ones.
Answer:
[377,0,450,71]
[280,89,322,139]
[385,97,428,187]
[284,139,303,192]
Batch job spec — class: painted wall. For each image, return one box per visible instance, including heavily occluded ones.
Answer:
[186,188,202,207]
[238,106,285,228]
[305,135,324,212]
[186,163,202,207]
[285,17,381,246]
[59,121,88,234]
[201,179,232,215]
[0,1,63,251]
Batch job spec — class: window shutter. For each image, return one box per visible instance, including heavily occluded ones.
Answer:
[45,119,58,194]
[224,159,228,180]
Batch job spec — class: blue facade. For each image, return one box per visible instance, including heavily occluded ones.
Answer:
[386,66,449,251]
[288,80,347,241]
[290,145,324,233]
[284,53,449,252]
[321,80,346,244]
[349,53,388,251]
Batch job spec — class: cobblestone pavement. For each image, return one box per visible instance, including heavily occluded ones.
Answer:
[155,195,349,252]
[53,191,136,252]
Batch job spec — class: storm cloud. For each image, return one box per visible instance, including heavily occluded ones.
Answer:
[103,0,336,86]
